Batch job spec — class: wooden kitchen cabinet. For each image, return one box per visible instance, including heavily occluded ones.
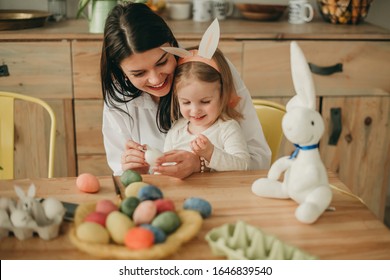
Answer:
[321,96,390,220]
[0,41,76,178]
[243,41,390,220]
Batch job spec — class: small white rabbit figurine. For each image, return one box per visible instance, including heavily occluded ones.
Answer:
[15,184,51,226]
[251,41,332,224]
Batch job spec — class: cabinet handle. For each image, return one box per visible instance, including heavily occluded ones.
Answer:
[328,107,342,146]
[0,64,10,77]
[308,62,343,76]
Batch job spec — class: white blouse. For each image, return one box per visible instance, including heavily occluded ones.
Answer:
[164,118,251,171]
[102,59,271,175]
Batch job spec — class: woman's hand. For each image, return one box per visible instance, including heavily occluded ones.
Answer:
[121,140,150,174]
[154,150,200,179]
[191,134,214,162]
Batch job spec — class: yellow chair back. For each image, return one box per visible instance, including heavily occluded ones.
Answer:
[252,99,286,164]
[0,91,56,179]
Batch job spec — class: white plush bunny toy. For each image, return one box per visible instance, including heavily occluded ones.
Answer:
[251,41,332,224]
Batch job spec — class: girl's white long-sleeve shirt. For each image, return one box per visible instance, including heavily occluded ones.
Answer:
[164,118,251,171]
[102,60,271,175]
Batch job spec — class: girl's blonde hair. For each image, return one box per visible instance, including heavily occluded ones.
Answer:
[170,47,243,123]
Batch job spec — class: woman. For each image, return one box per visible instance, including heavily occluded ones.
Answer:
[101,3,271,178]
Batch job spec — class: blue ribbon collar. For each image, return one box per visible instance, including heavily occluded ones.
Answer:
[289,143,319,159]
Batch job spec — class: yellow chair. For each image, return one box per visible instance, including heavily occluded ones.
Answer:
[252,99,286,164]
[0,91,56,179]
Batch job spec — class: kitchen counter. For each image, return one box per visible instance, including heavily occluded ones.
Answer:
[1,18,390,41]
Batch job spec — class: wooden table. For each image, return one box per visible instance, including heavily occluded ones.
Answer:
[1,171,390,260]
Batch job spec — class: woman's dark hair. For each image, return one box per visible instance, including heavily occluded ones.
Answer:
[101,3,179,132]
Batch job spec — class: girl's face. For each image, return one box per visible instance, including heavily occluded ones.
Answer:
[120,44,177,100]
[176,77,221,131]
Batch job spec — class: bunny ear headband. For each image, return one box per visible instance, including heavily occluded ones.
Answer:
[161,18,220,72]
[161,19,240,107]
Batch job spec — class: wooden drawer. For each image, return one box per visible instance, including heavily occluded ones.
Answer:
[72,41,102,100]
[72,40,243,99]
[243,41,390,98]
[0,42,72,99]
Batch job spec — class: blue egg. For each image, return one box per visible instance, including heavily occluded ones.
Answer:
[140,224,167,244]
[137,185,163,201]
[183,197,212,218]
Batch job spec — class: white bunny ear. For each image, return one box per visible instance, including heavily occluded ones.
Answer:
[289,41,316,110]
[27,184,36,198]
[160,47,193,58]
[198,18,220,59]
[14,186,25,200]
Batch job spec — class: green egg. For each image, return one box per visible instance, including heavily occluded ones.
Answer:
[151,211,181,234]
[120,170,142,187]
[120,196,140,218]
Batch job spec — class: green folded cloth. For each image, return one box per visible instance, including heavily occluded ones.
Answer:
[205,220,316,260]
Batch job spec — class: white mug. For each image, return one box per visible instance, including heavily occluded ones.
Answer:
[167,2,192,20]
[211,0,234,20]
[192,0,212,22]
[288,0,314,24]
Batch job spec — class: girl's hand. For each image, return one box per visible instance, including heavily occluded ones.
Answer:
[154,150,200,179]
[191,134,214,162]
[121,140,150,174]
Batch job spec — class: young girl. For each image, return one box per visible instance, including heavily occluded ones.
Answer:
[101,3,271,178]
[161,21,250,171]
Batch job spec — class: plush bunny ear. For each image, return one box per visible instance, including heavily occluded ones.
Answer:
[287,41,316,111]
[160,47,192,58]
[198,18,220,59]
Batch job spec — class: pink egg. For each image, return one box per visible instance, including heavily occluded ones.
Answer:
[154,198,175,214]
[84,211,108,227]
[76,173,100,193]
[132,200,157,225]
[96,199,118,215]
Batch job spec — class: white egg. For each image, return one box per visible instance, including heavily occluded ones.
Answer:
[42,198,65,220]
[145,146,163,167]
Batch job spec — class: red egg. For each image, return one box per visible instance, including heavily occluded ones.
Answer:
[76,173,100,193]
[96,199,118,215]
[154,198,175,214]
[84,211,108,227]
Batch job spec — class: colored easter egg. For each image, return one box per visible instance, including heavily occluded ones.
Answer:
[132,200,157,225]
[84,211,108,227]
[106,211,134,244]
[137,185,163,201]
[76,222,110,244]
[124,227,154,250]
[140,224,167,244]
[183,197,212,218]
[154,198,175,214]
[125,181,149,198]
[120,196,140,218]
[151,211,181,234]
[95,199,118,215]
[120,170,142,187]
[76,173,100,193]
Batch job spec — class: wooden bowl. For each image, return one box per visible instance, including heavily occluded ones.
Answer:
[235,4,287,21]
